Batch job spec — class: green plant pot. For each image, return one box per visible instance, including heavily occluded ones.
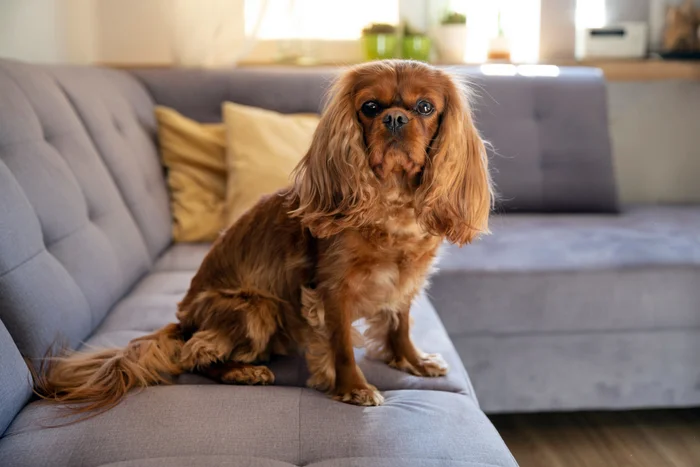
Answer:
[402,35,432,61]
[362,34,398,60]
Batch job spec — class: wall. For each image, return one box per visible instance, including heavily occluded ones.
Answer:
[0,0,63,63]
[608,81,700,204]
[540,0,576,61]
[96,0,171,65]
[0,0,96,64]
[1,0,697,203]
[4,0,699,64]
[0,0,172,65]
[540,0,700,59]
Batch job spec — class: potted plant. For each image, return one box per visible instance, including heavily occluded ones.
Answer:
[487,9,511,62]
[402,22,432,62]
[362,23,398,61]
[435,11,467,63]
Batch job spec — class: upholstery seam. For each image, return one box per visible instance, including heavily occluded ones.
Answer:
[448,325,700,340]
[45,223,87,249]
[435,262,700,276]
[2,388,481,439]
[300,456,509,467]
[535,80,546,210]
[9,454,515,467]
[297,387,303,467]
[0,129,86,152]
[0,451,511,467]
[0,249,44,280]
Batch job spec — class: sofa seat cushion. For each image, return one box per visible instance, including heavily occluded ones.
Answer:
[432,205,700,336]
[152,242,210,272]
[89,244,475,397]
[101,458,510,467]
[429,205,700,413]
[0,386,516,467]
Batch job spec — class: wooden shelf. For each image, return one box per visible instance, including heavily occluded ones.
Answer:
[554,59,700,81]
[233,58,700,81]
[101,59,700,82]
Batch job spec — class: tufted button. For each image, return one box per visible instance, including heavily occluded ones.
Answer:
[86,203,98,222]
[144,175,153,195]
[533,107,544,121]
[112,115,124,134]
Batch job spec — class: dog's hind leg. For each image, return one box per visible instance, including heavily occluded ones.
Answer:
[199,360,275,385]
[179,329,235,371]
[178,288,282,374]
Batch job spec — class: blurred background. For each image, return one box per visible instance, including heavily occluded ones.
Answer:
[6,0,697,207]
[2,2,700,466]
[0,0,697,67]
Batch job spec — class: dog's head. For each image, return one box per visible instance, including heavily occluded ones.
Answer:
[290,60,492,245]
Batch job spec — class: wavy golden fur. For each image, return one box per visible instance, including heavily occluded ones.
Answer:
[35,60,492,413]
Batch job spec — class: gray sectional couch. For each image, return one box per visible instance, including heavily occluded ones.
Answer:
[0,56,697,466]
[132,65,700,413]
[0,59,518,466]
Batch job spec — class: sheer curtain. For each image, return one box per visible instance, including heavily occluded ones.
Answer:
[169,0,542,66]
[448,0,541,63]
[170,0,270,67]
[170,0,399,66]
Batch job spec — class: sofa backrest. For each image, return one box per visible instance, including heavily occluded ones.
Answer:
[133,65,618,213]
[0,59,171,362]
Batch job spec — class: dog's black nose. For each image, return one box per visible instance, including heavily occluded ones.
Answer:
[383,110,408,132]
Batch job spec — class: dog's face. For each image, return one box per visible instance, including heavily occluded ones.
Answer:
[353,68,445,180]
[291,60,492,245]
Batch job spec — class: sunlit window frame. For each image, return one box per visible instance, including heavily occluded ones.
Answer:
[240,0,542,65]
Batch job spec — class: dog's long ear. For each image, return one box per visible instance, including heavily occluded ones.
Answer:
[289,70,378,237]
[416,75,493,246]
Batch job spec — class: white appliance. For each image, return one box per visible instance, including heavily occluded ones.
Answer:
[576,22,649,59]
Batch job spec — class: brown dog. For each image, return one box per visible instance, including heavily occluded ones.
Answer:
[36,60,492,413]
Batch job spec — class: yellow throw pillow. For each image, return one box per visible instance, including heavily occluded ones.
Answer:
[155,106,227,242]
[222,102,319,226]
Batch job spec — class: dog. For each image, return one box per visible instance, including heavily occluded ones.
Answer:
[35,60,492,413]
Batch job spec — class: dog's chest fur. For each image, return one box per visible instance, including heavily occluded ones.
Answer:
[327,204,441,320]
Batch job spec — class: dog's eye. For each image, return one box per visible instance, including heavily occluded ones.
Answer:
[361,101,381,118]
[416,100,434,116]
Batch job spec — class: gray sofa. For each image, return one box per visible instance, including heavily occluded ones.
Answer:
[1,56,697,465]
[0,59,518,466]
[132,65,700,414]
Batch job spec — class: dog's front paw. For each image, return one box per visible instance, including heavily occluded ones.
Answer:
[389,353,449,377]
[333,384,384,406]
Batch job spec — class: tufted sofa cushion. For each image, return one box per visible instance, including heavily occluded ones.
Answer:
[466,67,618,213]
[0,59,171,360]
[132,65,618,213]
[48,65,172,258]
[0,386,516,467]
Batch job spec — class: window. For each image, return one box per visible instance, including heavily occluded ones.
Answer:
[575,0,606,29]
[241,0,542,64]
[449,0,541,63]
[245,0,399,40]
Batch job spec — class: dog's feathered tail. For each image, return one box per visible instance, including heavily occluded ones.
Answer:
[33,323,184,417]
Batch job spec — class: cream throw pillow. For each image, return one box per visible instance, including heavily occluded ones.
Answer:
[155,106,226,242]
[222,102,319,226]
